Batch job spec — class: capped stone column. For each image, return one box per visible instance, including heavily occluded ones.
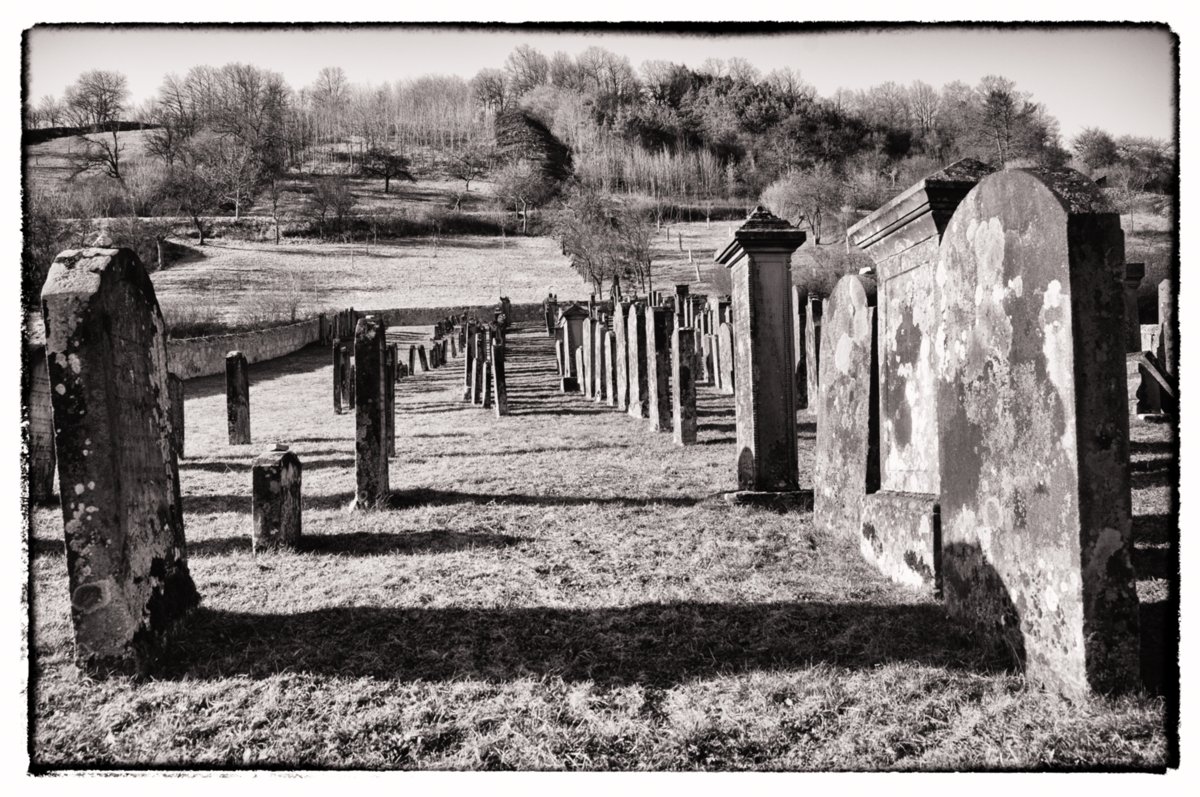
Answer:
[226,351,250,445]
[715,207,808,505]
[252,443,302,552]
[40,247,199,674]
[354,316,389,509]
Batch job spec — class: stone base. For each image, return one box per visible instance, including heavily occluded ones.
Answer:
[859,491,939,593]
[722,489,814,512]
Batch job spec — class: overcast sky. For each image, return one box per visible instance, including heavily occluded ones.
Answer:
[24,24,1175,143]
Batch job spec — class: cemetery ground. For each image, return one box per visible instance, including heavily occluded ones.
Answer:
[28,323,1173,770]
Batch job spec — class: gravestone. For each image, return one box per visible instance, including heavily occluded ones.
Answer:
[492,338,508,416]
[354,316,389,509]
[715,207,807,498]
[1158,279,1175,377]
[594,320,609,403]
[385,344,397,457]
[845,158,994,589]
[626,301,649,418]
[24,344,57,502]
[1122,263,1145,352]
[645,305,674,433]
[482,354,494,409]
[792,286,808,409]
[557,303,587,392]
[614,300,630,411]
[472,331,486,404]
[671,327,698,445]
[410,345,418,382]
[418,344,430,372]
[581,316,596,399]
[717,322,735,395]
[339,343,353,411]
[40,247,199,673]
[333,343,347,413]
[805,297,821,410]
[226,351,250,445]
[605,329,618,407]
[462,329,475,401]
[813,276,876,537]
[168,373,185,459]
[936,167,1140,698]
[252,444,302,552]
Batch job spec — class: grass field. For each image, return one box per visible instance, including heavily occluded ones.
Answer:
[28,323,1174,770]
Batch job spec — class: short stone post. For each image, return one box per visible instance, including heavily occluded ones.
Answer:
[168,373,185,459]
[715,207,807,501]
[645,305,674,432]
[226,351,251,445]
[354,316,389,509]
[672,326,697,445]
[251,444,302,552]
[626,301,648,418]
[40,247,199,673]
[492,338,508,416]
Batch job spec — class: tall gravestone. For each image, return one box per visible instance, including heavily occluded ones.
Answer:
[671,327,698,445]
[385,344,397,457]
[1122,263,1145,352]
[226,351,250,445]
[557,303,587,392]
[804,297,821,410]
[845,158,994,590]
[594,320,609,403]
[492,338,508,416]
[1158,279,1175,377]
[792,286,808,409]
[333,343,346,413]
[339,343,353,412]
[605,329,618,407]
[252,444,302,552]
[167,373,185,459]
[614,300,630,411]
[354,316,389,509]
[936,167,1140,698]
[40,247,199,673]
[626,301,649,418]
[24,344,57,502]
[717,322,735,395]
[715,207,807,500]
[813,276,876,537]
[645,305,674,432]
[462,327,475,401]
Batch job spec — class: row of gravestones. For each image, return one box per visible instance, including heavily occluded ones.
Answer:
[35,245,465,673]
[458,308,511,416]
[808,161,1165,699]
[547,286,740,449]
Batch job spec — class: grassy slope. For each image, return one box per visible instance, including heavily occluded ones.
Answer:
[29,323,1172,770]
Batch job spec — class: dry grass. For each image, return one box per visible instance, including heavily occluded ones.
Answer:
[28,323,1173,770]
[152,237,589,325]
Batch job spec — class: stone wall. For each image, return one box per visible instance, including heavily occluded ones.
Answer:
[166,319,322,380]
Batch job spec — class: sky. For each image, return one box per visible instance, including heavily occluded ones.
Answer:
[25,24,1176,145]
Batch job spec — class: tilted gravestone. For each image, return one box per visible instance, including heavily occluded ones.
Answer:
[40,247,200,673]
[354,316,389,509]
[226,351,250,445]
[418,344,430,373]
[252,444,302,552]
[645,305,674,432]
[715,207,807,498]
[813,275,876,537]
[671,326,698,445]
[845,158,994,590]
[936,167,1140,698]
[626,300,648,419]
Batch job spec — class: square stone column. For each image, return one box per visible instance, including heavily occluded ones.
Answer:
[715,207,807,503]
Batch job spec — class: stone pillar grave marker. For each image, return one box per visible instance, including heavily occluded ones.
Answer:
[226,351,250,445]
[252,443,302,552]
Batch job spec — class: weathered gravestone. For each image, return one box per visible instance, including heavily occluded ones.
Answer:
[792,286,808,409]
[333,344,348,413]
[716,207,807,498]
[671,326,697,445]
[354,316,389,509]
[557,303,587,392]
[614,300,630,411]
[385,344,397,457]
[41,247,200,673]
[462,326,475,401]
[1122,263,1145,353]
[226,351,251,445]
[812,276,876,537]
[339,343,354,411]
[845,158,994,590]
[645,305,674,432]
[626,300,649,418]
[167,373,185,459]
[1158,279,1175,378]
[936,167,1140,698]
[251,444,302,552]
[471,331,486,404]
[804,297,821,409]
[594,319,609,403]
[24,344,57,502]
[717,321,735,395]
[418,344,430,373]
[492,338,508,416]
[581,316,596,399]
[605,329,618,407]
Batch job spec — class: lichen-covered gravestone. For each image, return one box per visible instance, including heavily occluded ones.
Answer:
[354,316,389,509]
[671,327,697,445]
[936,168,1140,698]
[812,276,876,536]
[645,305,674,433]
[40,247,200,673]
[252,444,302,552]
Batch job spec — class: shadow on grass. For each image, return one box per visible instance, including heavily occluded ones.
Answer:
[180,456,355,473]
[156,599,1014,685]
[185,529,527,557]
[182,344,333,400]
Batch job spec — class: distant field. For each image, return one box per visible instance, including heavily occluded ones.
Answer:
[150,236,589,325]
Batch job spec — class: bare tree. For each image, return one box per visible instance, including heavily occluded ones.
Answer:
[64,69,130,180]
[447,141,495,192]
[361,146,416,194]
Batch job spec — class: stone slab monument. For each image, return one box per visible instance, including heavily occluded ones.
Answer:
[354,316,389,509]
[226,351,251,445]
[41,247,199,674]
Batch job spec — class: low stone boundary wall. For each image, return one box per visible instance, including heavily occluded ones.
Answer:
[166,318,322,380]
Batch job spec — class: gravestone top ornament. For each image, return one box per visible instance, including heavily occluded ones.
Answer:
[715,206,807,268]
